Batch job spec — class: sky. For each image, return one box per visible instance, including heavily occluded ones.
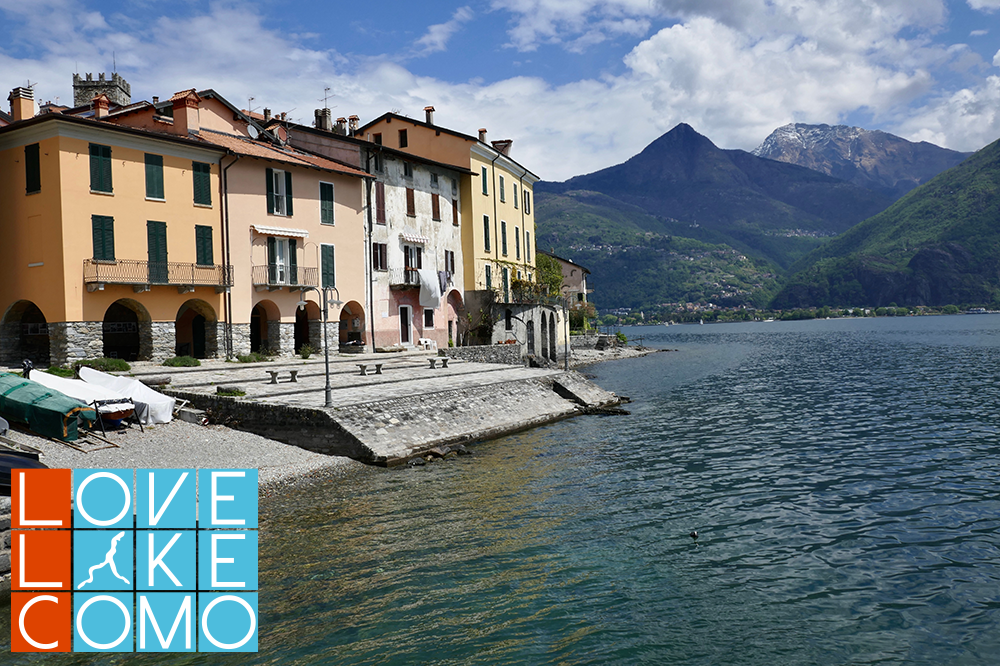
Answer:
[2,0,1000,181]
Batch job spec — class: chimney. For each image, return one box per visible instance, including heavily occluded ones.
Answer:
[92,93,110,119]
[170,89,201,136]
[335,117,347,134]
[424,105,435,125]
[264,108,271,122]
[314,108,332,131]
[491,139,513,156]
[8,86,35,122]
[152,96,159,105]
[478,128,487,142]
[348,115,359,132]
[280,112,286,121]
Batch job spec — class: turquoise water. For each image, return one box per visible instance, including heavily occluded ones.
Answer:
[5,315,1000,664]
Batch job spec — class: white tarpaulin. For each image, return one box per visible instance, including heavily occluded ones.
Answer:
[79,366,175,424]
[418,268,442,308]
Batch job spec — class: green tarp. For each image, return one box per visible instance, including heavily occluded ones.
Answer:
[0,373,97,441]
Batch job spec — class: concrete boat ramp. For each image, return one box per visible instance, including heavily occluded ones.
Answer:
[127,351,620,466]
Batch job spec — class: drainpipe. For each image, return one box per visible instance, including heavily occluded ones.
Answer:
[365,147,377,353]
[489,151,501,308]
[222,153,241,359]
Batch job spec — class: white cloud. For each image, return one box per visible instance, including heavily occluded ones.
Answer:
[968,0,1000,10]
[995,48,1000,66]
[414,6,474,55]
[894,75,1000,150]
[489,0,658,51]
[970,29,989,35]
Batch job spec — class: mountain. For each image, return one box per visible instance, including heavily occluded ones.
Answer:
[753,124,971,200]
[771,137,1000,309]
[537,123,893,271]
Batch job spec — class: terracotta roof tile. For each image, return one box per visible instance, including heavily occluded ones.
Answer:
[198,130,368,177]
[169,89,198,103]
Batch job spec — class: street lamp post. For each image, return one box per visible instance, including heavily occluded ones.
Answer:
[297,285,343,408]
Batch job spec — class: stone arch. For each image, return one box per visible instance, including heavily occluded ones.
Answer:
[296,300,321,353]
[1,300,50,366]
[104,299,152,361]
[549,311,557,362]
[250,299,280,353]
[526,318,535,356]
[540,314,549,360]
[339,301,366,346]
[446,289,464,346]
[175,299,218,359]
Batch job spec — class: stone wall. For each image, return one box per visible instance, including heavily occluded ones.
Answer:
[570,332,603,350]
[441,345,523,366]
[150,322,175,361]
[48,322,104,365]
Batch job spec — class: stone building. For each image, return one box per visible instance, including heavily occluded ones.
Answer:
[72,73,131,108]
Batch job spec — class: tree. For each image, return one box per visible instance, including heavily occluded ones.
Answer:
[535,253,564,297]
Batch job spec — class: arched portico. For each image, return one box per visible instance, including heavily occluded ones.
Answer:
[175,299,218,358]
[250,299,281,353]
[1,300,50,366]
[103,299,153,361]
[339,301,366,347]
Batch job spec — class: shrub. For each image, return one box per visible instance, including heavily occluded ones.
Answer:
[237,352,270,363]
[45,365,75,378]
[217,387,246,397]
[74,357,130,373]
[162,356,201,367]
[615,331,628,344]
[298,344,316,360]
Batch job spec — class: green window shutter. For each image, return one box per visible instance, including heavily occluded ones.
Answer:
[145,154,164,199]
[195,225,213,265]
[481,166,488,195]
[285,171,294,216]
[484,216,491,252]
[90,144,113,192]
[320,182,334,225]
[25,144,40,194]
[265,168,275,214]
[147,221,168,283]
[289,238,298,285]
[193,162,211,205]
[92,215,115,260]
[501,221,508,255]
[267,236,277,283]
[321,245,335,289]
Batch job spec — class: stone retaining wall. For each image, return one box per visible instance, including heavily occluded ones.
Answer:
[441,345,523,366]
[570,332,602,349]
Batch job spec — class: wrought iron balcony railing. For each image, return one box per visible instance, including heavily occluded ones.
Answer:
[389,268,420,288]
[84,259,233,293]
[251,265,319,290]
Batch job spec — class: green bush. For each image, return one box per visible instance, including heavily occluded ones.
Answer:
[237,352,270,363]
[298,344,316,360]
[45,365,75,378]
[615,331,628,344]
[217,387,246,397]
[74,357,130,373]
[162,356,201,367]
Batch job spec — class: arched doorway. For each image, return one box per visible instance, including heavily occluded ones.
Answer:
[549,312,557,362]
[339,301,366,347]
[527,319,535,356]
[1,301,50,366]
[175,300,218,359]
[103,299,152,361]
[540,315,549,360]
[446,290,464,346]
[250,300,280,354]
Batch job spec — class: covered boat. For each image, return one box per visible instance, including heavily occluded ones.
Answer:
[79,366,175,425]
[30,370,135,421]
[0,373,97,441]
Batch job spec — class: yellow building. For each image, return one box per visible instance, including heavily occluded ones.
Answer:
[356,109,539,300]
[0,86,229,365]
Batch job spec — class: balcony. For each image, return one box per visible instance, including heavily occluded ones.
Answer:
[251,265,319,291]
[389,268,420,289]
[84,259,233,294]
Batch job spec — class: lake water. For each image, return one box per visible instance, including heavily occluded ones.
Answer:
[6,315,1000,664]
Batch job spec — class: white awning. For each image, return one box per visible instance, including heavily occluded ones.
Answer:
[400,229,428,244]
[251,224,309,238]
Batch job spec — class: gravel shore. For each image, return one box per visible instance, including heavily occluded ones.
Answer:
[570,346,662,368]
[3,419,363,498]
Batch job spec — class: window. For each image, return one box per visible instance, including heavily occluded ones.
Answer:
[399,129,408,148]
[406,187,416,216]
[195,225,213,265]
[193,161,211,206]
[320,182,335,225]
[375,181,386,224]
[485,264,492,290]
[481,166,488,195]
[501,220,508,256]
[25,144,41,194]
[267,237,297,285]
[266,167,293,216]
[147,221,168,283]
[503,267,510,303]
[444,250,456,275]
[513,184,518,209]
[424,308,434,328]
[372,242,388,270]
[89,143,112,193]
[403,162,413,179]
[483,215,491,252]
[523,189,531,214]
[373,133,382,145]
[431,193,441,221]
[144,154,163,200]
[505,309,513,330]
[499,175,505,202]
[451,178,458,196]
[321,244,335,289]
[515,226,520,259]
[526,232,531,262]
[91,215,114,260]
[452,199,459,226]
[373,152,384,173]
[430,173,438,187]
[404,245,423,269]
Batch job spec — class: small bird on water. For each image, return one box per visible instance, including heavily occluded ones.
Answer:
[690,531,698,540]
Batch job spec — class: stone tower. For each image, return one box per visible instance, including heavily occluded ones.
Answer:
[72,73,131,107]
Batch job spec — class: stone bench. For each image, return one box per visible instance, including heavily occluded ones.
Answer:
[266,370,299,384]
[358,363,384,376]
[428,358,449,369]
